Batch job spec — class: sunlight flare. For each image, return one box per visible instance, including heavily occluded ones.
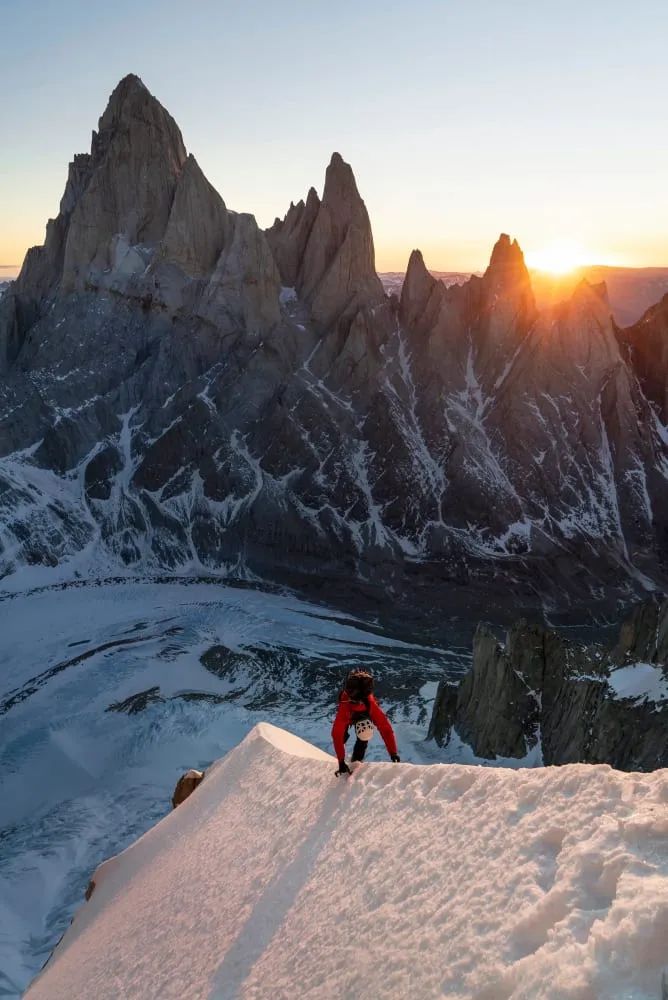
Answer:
[525,239,598,275]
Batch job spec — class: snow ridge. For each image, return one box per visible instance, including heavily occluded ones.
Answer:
[25,724,668,1000]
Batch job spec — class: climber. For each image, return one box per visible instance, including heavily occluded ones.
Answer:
[332,668,400,776]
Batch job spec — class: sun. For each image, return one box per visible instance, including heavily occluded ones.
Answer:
[525,239,593,276]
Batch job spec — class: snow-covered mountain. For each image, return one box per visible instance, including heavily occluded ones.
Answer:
[1,73,667,611]
[25,723,668,1000]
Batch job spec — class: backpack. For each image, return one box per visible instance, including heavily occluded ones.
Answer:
[339,670,374,738]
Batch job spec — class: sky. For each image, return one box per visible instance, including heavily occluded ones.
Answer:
[1,0,667,276]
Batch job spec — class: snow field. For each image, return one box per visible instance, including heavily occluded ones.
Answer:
[26,724,668,1000]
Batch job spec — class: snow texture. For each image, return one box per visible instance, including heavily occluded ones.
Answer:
[26,723,668,1000]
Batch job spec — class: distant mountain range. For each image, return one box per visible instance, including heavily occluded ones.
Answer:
[0,74,667,613]
[380,271,475,298]
[381,267,668,328]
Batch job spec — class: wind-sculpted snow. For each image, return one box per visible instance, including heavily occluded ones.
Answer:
[0,580,460,995]
[26,723,668,1000]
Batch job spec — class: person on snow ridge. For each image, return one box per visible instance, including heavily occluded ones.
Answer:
[332,668,400,776]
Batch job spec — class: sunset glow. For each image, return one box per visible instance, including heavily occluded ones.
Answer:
[525,240,614,276]
[1,3,667,276]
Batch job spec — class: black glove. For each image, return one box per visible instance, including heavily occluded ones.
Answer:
[335,760,351,776]
[391,754,400,763]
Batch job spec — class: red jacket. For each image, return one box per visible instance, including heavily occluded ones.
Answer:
[331,692,398,761]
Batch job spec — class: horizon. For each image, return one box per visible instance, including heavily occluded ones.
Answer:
[1,1,668,277]
[4,255,668,283]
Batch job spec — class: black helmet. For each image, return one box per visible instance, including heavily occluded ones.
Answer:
[344,669,373,700]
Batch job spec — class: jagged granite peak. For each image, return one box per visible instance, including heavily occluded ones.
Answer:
[8,74,190,319]
[267,152,386,329]
[581,278,610,306]
[399,249,446,333]
[1,73,284,367]
[533,276,619,369]
[399,234,537,363]
[486,232,525,273]
[480,232,536,324]
[266,186,320,288]
[160,153,229,278]
[98,73,152,122]
[60,74,187,292]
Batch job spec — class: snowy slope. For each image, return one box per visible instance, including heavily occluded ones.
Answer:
[0,579,459,994]
[26,724,668,1000]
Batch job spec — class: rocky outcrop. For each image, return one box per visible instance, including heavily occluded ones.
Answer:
[618,293,668,423]
[431,624,542,759]
[172,769,205,808]
[198,212,281,335]
[398,249,446,333]
[428,597,668,771]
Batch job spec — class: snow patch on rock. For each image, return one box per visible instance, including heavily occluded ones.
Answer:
[608,661,668,704]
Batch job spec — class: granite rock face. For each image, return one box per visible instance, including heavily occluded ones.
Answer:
[160,154,230,279]
[267,152,386,330]
[0,74,667,612]
[60,74,187,293]
[428,598,668,771]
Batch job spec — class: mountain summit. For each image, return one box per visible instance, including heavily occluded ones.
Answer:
[267,151,385,329]
[0,75,667,609]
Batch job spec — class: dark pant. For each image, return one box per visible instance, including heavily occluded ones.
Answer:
[351,738,368,762]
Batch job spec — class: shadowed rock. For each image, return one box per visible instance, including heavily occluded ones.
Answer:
[172,769,205,808]
[161,154,230,278]
[429,597,668,771]
[266,188,320,289]
[618,292,668,423]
